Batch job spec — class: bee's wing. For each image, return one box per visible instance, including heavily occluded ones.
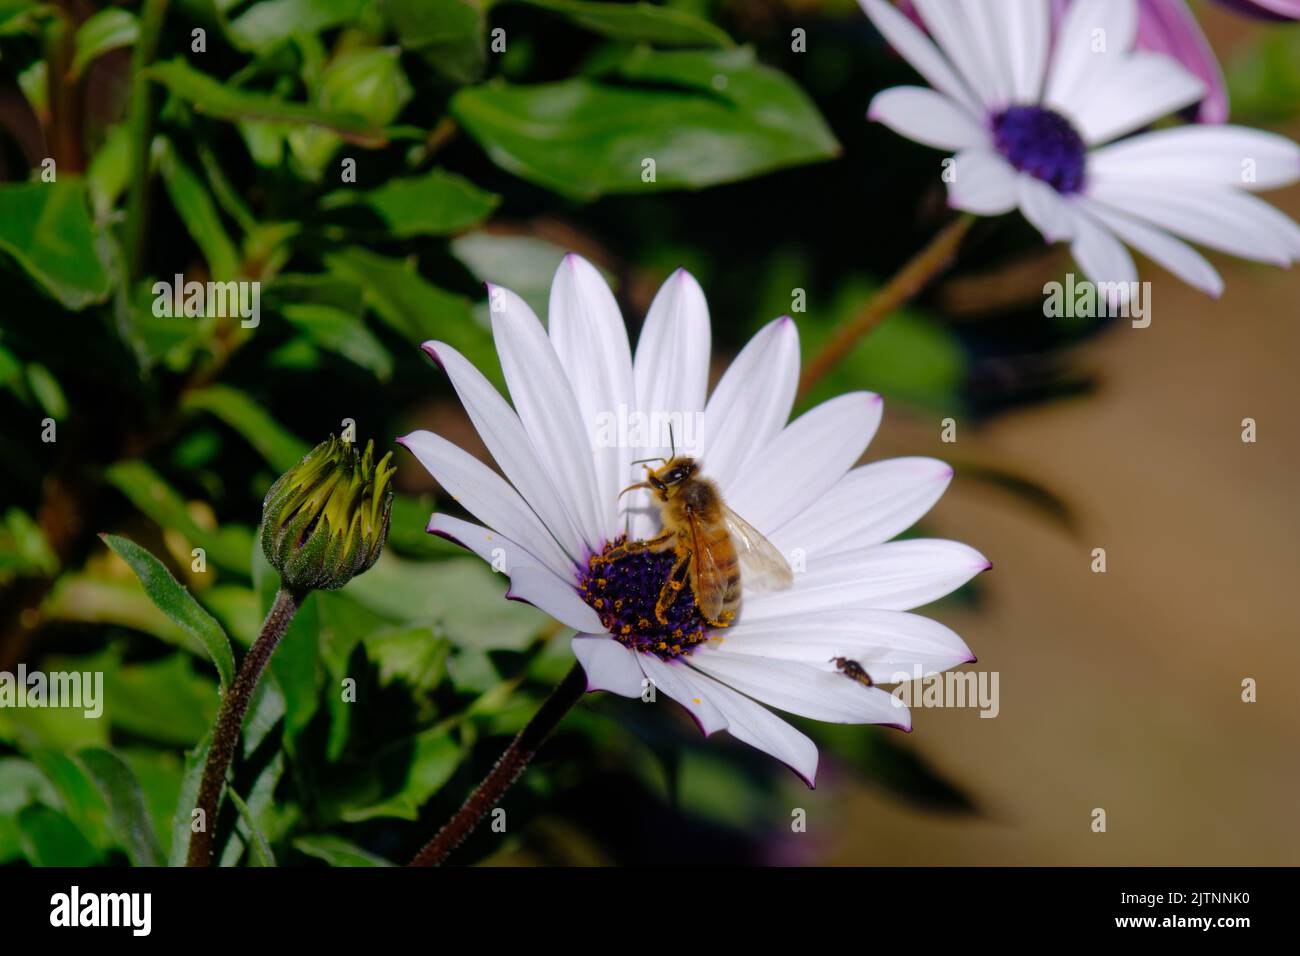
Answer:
[722,505,794,593]
[687,512,727,622]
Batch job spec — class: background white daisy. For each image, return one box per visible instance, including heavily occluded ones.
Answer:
[861,0,1300,298]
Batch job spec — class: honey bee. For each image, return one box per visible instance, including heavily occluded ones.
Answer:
[602,456,794,628]
[830,656,874,687]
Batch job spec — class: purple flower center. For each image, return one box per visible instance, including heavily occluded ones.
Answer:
[581,539,712,660]
[992,106,1087,194]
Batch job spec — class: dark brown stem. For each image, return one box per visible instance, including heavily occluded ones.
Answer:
[798,213,975,401]
[187,587,302,867]
[409,663,587,867]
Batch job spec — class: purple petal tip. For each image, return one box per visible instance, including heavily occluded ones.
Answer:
[420,342,444,369]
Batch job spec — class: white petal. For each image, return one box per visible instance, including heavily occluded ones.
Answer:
[714,608,976,683]
[1088,126,1300,193]
[700,317,799,489]
[947,149,1020,216]
[428,514,602,633]
[725,392,883,534]
[1087,179,1300,266]
[961,0,1013,108]
[856,0,983,118]
[399,430,572,578]
[867,86,990,151]
[548,254,635,542]
[984,0,1050,103]
[770,457,953,556]
[489,284,607,549]
[1046,0,1139,120]
[685,669,820,786]
[629,268,711,539]
[1017,173,1076,243]
[913,0,1002,108]
[1074,197,1222,297]
[690,649,910,728]
[638,654,727,735]
[1065,53,1205,146]
[572,635,645,698]
[744,539,991,618]
[422,341,588,563]
[1067,204,1139,301]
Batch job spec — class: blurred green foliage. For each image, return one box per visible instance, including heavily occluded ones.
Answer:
[0,0,1113,866]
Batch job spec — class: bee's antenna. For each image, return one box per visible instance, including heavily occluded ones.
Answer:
[668,423,676,460]
[629,456,664,466]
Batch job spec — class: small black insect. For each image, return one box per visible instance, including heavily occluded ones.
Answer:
[830,656,873,687]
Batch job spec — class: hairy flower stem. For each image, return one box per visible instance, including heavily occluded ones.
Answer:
[187,587,302,867]
[798,213,975,401]
[409,663,588,867]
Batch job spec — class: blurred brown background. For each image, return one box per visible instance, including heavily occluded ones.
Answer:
[811,5,1300,858]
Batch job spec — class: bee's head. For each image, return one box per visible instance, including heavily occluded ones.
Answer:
[646,457,698,499]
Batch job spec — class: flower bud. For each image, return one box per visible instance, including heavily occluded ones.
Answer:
[261,436,395,592]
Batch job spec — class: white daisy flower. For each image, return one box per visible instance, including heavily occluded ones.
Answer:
[400,254,987,786]
[860,0,1300,298]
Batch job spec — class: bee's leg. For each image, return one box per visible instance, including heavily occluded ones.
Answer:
[654,550,692,625]
[594,530,672,564]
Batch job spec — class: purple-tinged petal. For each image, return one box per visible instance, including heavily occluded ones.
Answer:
[572,635,645,697]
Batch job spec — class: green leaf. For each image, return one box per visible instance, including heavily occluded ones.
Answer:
[17,805,101,866]
[115,750,185,861]
[0,507,58,576]
[0,0,46,37]
[323,247,499,380]
[338,727,464,822]
[87,123,132,218]
[288,47,412,177]
[0,680,110,751]
[345,553,546,650]
[226,785,276,867]
[0,179,112,309]
[449,230,619,323]
[70,7,138,80]
[228,0,368,52]
[23,751,110,853]
[1225,24,1300,123]
[452,46,839,200]
[43,574,196,653]
[320,168,499,239]
[76,748,166,866]
[72,649,218,745]
[0,756,59,816]
[168,736,208,866]
[518,0,732,47]
[24,362,67,418]
[217,746,287,866]
[363,626,449,693]
[158,140,241,281]
[147,59,387,145]
[294,834,394,866]
[385,494,465,559]
[281,303,393,380]
[103,460,255,574]
[181,384,310,472]
[384,0,487,84]
[100,533,236,691]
